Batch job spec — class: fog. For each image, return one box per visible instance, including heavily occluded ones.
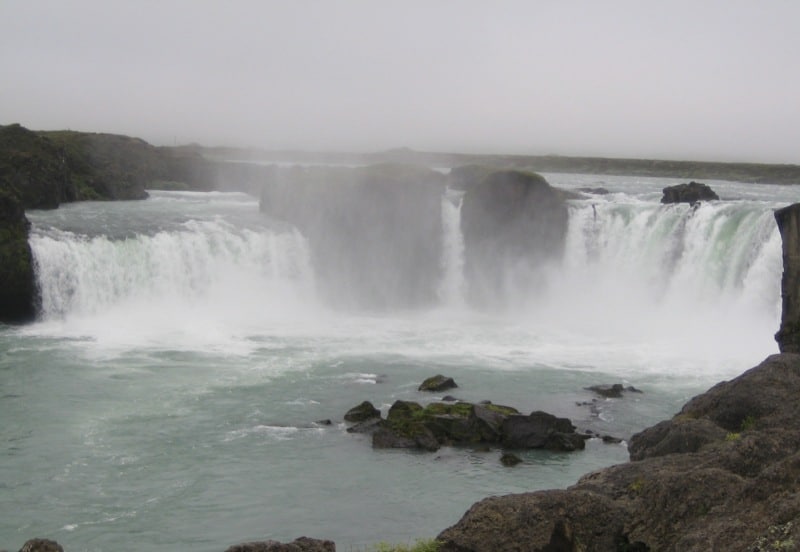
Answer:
[2,1,799,163]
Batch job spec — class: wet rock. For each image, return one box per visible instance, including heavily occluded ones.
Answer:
[18,540,64,552]
[500,452,522,467]
[586,383,642,398]
[418,374,457,392]
[661,181,719,204]
[343,401,381,423]
[501,411,586,451]
[775,203,800,353]
[439,353,800,551]
[224,536,336,552]
[441,395,459,402]
[314,419,332,426]
[345,418,383,434]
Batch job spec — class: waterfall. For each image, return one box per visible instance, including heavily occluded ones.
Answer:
[27,208,318,353]
[437,189,466,307]
[534,199,782,354]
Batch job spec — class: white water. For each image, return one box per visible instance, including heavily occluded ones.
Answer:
[2,175,797,551]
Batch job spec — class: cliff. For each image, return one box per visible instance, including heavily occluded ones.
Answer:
[775,203,800,353]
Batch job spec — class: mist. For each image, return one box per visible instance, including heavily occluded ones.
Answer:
[2,1,800,163]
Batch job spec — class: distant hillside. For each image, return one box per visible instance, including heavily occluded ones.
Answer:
[205,146,800,185]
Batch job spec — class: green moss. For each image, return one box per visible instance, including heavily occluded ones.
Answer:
[741,415,757,432]
[725,432,742,442]
[361,539,440,552]
[629,478,645,494]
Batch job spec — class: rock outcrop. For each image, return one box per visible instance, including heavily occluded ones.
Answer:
[17,538,64,552]
[660,181,719,204]
[438,353,800,551]
[459,170,568,306]
[775,203,800,353]
[0,188,37,323]
[418,374,458,392]
[260,164,445,310]
[346,399,585,453]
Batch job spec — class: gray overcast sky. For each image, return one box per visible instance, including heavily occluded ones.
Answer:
[1,1,799,163]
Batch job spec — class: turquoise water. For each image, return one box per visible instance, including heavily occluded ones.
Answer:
[1,174,795,551]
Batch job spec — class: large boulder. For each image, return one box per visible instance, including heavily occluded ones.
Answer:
[418,374,458,392]
[775,203,800,353]
[501,411,586,452]
[18,539,64,552]
[660,181,719,204]
[260,164,445,310]
[0,188,36,323]
[437,353,800,551]
[459,170,568,306]
[343,401,381,423]
[437,490,628,552]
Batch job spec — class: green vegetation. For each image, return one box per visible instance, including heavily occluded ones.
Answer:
[725,432,741,442]
[751,522,795,551]
[629,477,646,494]
[741,415,757,431]
[358,538,440,552]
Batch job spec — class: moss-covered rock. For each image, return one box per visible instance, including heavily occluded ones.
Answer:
[418,374,458,392]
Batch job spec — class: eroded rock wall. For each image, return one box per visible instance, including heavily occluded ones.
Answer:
[776,203,800,353]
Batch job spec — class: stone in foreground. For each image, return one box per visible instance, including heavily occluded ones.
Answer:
[225,536,335,552]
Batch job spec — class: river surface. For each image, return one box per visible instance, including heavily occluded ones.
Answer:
[1,172,797,551]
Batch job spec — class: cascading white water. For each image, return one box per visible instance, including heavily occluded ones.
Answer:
[437,189,467,307]
[28,195,317,351]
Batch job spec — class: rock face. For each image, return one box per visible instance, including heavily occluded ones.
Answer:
[260,164,445,310]
[459,170,568,306]
[224,536,336,552]
[775,203,800,353]
[0,188,37,323]
[438,353,800,551]
[660,181,719,204]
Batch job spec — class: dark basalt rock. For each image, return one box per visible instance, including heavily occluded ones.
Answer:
[501,411,586,451]
[500,452,522,467]
[0,188,37,323]
[260,163,445,310]
[225,536,335,552]
[418,374,458,392]
[438,353,800,552]
[586,383,643,398]
[460,170,568,306]
[343,401,381,423]
[438,490,628,552]
[775,203,800,353]
[660,181,720,204]
[18,539,64,552]
[348,398,584,453]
